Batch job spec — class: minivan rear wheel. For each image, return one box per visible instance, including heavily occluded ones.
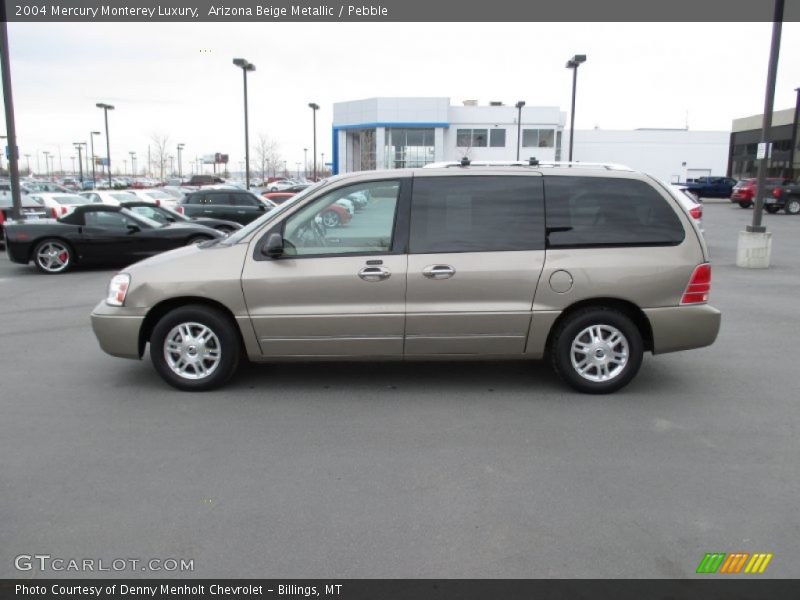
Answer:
[150,305,241,391]
[550,307,643,394]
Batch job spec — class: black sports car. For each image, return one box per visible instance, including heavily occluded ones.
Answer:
[4,204,224,274]
[119,201,243,234]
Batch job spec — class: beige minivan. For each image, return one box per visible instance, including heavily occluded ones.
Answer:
[91,164,721,393]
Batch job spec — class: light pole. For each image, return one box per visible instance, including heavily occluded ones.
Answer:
[24,153,30,175]
[129,151,136,178]
[515,100,525,161]
[43,151,50,178]
[73,142,86,183]
[295,162,301,179]
[321,152,325,175]
[233,58,255,189]
[308,102,319,180]
[177,143,185,179]
[96,102,114,187]
[303,147,308,178]
[70,156,76,175]
[565,54,587,162]
[89,131,100,184]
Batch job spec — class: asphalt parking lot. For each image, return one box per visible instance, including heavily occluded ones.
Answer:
[1,200,799,579]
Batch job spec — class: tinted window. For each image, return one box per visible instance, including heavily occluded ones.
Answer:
[208,193,231,206]
[410,176,545,253]
[231,193,258,207]
[185,193,205,205]
[544,176,685,247]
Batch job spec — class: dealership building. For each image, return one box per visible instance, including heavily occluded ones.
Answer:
[331,97,730,183]
[727,105,800,180]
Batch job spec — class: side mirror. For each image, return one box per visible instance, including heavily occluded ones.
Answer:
[261,232,284,258]
[257,203,266,211]
[127,224,141,234]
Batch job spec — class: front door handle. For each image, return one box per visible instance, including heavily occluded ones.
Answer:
[358,266,391,282]
[422,264,456,280]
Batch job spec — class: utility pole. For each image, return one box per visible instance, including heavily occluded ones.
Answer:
[0,14,22,218]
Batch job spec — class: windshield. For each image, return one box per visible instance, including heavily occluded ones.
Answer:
[145,191,173,200]
[111,192,137,202]
[53,195,92,205]
[225,180,329,244]
[119,207,163,229]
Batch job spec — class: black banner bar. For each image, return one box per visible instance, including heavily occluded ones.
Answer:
[4,0,800,22]
[3,580,800,600]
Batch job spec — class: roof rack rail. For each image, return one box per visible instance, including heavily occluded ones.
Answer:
[423,160,633,171]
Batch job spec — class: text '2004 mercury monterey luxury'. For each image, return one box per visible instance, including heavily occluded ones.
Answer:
[90,164,721,394]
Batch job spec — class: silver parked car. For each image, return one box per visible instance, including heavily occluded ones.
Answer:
[91,163,721,394]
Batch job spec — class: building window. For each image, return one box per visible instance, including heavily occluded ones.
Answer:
[456,129,488,148]
[555,131,563,161]
[489,129,506,147]
[522,129,555,148]
[351,129,376,171]
[385,128,435,169]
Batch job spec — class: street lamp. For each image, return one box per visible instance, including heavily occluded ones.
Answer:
[177,143,185,179]
[515,101,525,161]
[308,102,319,180]
[303,147,308,178]
[295,162,301,179]
[565,54,587,162]
[89,131,100,184]
[73,142,86,183]
[96,102,115,187]
[43,150,51,178]
[232,58,255,189]
[129,151,136,178]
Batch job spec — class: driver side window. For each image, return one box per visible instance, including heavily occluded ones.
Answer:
[84,211,136,229]
[282,181,400,257]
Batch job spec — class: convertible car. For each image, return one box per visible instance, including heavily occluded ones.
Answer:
[4,204,224,274]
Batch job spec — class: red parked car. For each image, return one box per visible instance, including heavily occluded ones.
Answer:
[262,192,296,205]
[730,178,788,208]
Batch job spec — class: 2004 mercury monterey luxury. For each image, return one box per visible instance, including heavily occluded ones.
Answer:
[91,163,721,393]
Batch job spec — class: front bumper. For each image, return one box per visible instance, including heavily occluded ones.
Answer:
[644,304,721,354]
[90,300,146,359]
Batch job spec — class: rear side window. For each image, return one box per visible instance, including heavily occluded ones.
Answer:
[184,193,205,205]
[208,194,232,206]
[544,176,685,248]
[410,176,545,253]
[231,193,258,207]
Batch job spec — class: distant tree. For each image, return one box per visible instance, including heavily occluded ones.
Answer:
[255,133,282,180]
[150,133,170,181]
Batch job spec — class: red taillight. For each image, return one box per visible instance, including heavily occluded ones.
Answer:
[772,187,782,198]
[176,206,184,214]
[51,207,59,219]
[689,206,702,220]
[681,263,711,305]
[61,206,68,216]
[155,199,161,206]
[0,210,5,226]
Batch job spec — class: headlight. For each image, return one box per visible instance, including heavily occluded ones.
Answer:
[106,273,131,306]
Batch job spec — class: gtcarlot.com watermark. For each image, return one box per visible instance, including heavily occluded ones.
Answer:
[14,554,194,573]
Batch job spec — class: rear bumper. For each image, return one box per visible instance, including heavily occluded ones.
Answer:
[90,301,145,359]
[644,304,721,354]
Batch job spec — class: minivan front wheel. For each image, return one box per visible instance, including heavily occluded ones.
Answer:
[550,308,643,394]
[150,305,241,391]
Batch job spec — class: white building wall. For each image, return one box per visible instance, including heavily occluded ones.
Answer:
[564,129,730,183]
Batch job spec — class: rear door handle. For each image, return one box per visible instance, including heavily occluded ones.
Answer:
[422,264,456,280]
[358,266,391,282]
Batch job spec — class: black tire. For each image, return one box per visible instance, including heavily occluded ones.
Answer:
[764,205,780,214]
[150,304,241,391]
[785,197,800,215]
[321,209,341,228]
[550,307,644,394]
[738,201,753,209]
[32,238,74,274]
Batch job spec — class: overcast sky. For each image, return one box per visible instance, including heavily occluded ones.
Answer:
[4,21,800,177]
